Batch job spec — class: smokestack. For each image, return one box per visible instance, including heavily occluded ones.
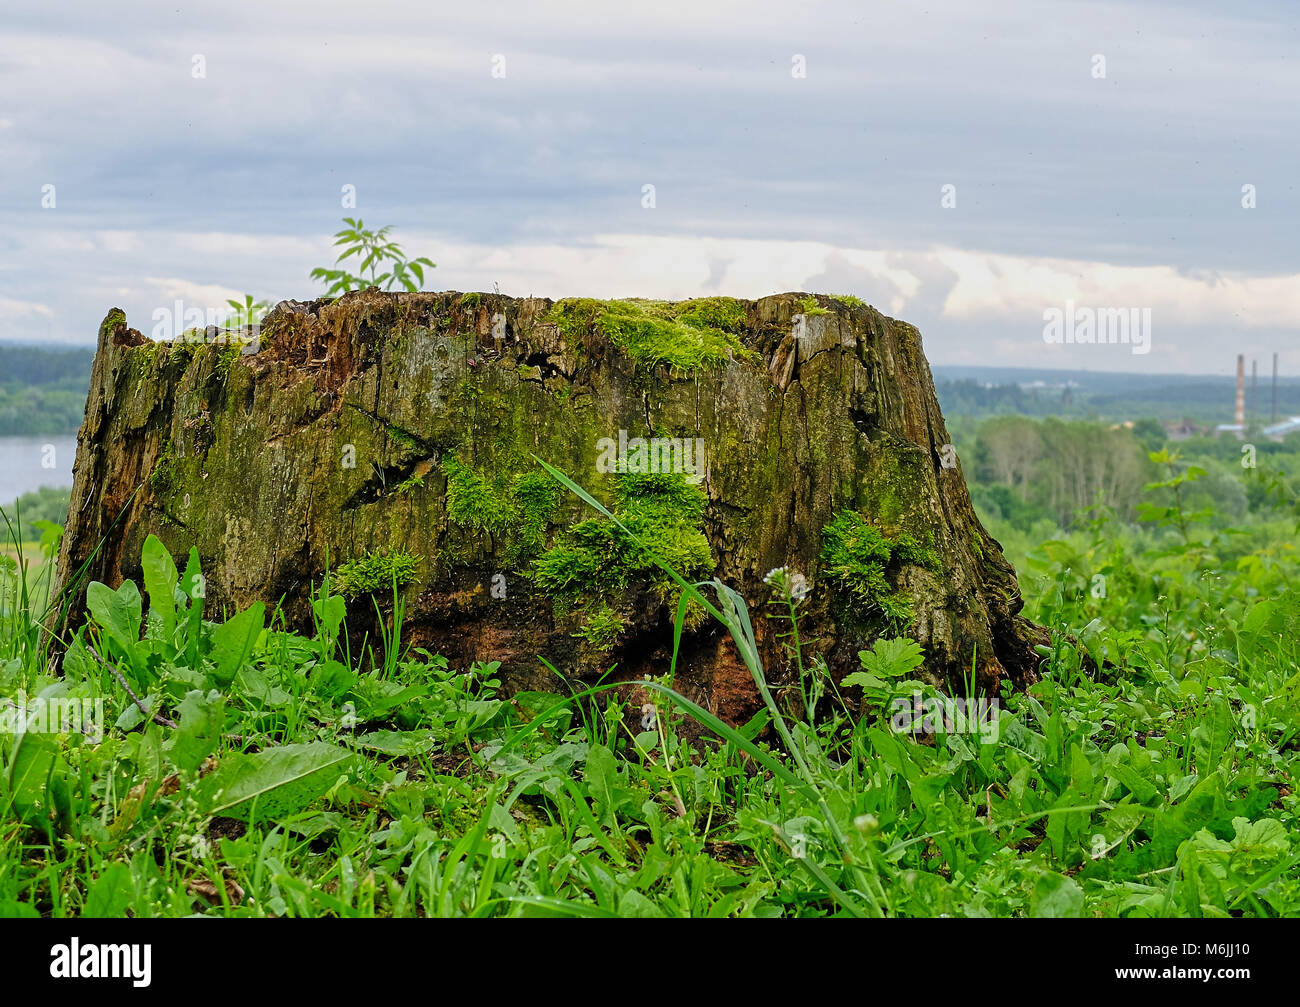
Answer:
[1273,353,1279,423]
[1236,354,1245,427]
[1251,358,1258,428]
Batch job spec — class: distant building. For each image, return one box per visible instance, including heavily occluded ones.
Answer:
[1214,423,1245,439]
[1261,416,1300,442]
[1163,418,1201,441]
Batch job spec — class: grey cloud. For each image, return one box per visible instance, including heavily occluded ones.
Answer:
[0,0,1295,374]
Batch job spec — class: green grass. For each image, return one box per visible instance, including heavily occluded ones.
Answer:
[1,447,1298,918]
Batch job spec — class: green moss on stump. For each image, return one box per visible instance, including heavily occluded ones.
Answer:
[217,345,240,378]
[150,440,176,491]
[514,471,562,555]
[442,456,561,563]
[395,471,425,495]
[819,509,939,627]
[573,602,625,649]
[335,550,421,597]
[543,297,753,374]
[387,425,421,451]
[798,295,830,317]
[100,308,127,338]
[531,471,713,609]
[443,456,517,535]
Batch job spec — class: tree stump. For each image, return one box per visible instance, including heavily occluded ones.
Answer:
[54,291,1049,724]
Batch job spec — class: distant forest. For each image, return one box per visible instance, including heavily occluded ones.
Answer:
[0,344,94,436]
[934,368,1300,424]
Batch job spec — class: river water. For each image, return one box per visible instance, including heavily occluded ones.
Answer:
[0,435,78,504]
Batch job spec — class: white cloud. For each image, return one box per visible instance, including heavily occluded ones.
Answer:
[0,296,53,319]
[938,251,1300,328]
[140,277,246,312]
[6,223,1297,372]
[416,232,1300,333]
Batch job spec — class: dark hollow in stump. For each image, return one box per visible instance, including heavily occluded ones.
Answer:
[54,291,1050,725]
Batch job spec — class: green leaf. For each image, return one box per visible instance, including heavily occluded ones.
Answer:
[309,659,354,700]
[312,591,346,642]
[166,689,225,772]
[209,602,264,688]
[180,547,204,665]
[1069,743,1096,795]
[510,690,572,733]
[5,731,73,829]
[618,890,666,917]
[85,580,143,655]
[84,864,134,917]
[141,534,178,641]
[854,637,926,679]
[1242,599,1277,636]
[31,519,63,558]
[1228,816,1289,867]
[583,743,629,828]
[1031,872,1084,917]
[1191,695,1235,774]
[195,742,355,823]
[354,730,438,756]
[114,694,153,732]
[840,670,886,691]
[1109,761,1159,804]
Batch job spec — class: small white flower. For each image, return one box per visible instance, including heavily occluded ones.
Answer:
[765,566,811,603]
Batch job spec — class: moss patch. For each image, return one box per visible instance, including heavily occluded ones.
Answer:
[543,297,753,374]
[798,295,830,317]
[395,471,425,495]
[387,424,421,452]
[819,509,939,627]
[443,456,516,535]
[514,471,562,555]
[442,457,561,563]
[217,345,240,378]
[573,602,625,649]
[531,471,713,620]
[100,308,127,338]
[335,549,420,597]
[150,440,175,491]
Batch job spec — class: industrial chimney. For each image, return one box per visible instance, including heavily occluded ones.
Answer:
[1251,358,1258,427]
[1273,352,1279,424]
[1235,354,1246,428]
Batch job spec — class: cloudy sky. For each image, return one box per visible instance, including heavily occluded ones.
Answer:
[1,0,1296,373]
